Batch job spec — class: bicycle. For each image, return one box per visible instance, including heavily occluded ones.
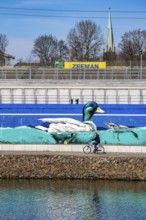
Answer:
[83,143,106,154]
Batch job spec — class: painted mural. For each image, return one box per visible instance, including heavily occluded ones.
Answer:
[0,102,146,145]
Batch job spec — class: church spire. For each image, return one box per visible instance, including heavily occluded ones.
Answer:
[105,8,115,52]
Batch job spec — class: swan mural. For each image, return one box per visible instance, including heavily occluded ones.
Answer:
[0,101,145,145]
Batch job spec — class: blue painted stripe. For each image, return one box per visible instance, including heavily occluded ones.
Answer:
[0,104,145,129]
[0,113,145,116]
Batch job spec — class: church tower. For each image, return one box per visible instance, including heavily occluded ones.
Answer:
[103,9,116,60]
[105,9,115,52]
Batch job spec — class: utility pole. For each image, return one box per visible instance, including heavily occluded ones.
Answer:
[140,50,143,80]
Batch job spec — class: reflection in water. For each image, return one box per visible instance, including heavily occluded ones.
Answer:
[0,180,146,220]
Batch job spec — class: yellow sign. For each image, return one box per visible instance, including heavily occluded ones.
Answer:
[64,62,106,69]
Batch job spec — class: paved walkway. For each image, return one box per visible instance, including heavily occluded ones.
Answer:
[0,79,146,88]
[0,151,146,157]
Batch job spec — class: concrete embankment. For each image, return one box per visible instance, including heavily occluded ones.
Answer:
[0,151,146,180]
[0,79,146,104]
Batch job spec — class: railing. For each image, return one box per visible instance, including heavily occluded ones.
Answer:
[0,94,145,104]
[0,67,146,80]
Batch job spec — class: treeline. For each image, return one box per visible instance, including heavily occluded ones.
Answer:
[1,19,146,66]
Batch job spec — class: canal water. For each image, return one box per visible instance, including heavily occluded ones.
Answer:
[0,179,146,220]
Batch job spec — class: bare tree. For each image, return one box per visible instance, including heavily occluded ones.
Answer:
[32,35,69,65]
[56,40,69,61]
[67,20,104,61]
[32,34,58,65]
[0,34,8,52]
[118,29,146,64]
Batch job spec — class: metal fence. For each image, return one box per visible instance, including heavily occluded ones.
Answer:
[0,67,146,80]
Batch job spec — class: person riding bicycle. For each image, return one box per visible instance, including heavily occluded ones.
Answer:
[91,132,100,153]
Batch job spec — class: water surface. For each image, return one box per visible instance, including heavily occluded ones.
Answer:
[0,180,146,220]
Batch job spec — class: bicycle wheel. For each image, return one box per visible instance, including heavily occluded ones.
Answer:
[97,144,106,154]
[83,144,91,154]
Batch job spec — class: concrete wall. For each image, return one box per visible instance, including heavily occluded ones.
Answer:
[0,87,145,104]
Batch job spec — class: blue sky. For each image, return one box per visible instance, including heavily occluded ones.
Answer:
[0,0,146,63]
